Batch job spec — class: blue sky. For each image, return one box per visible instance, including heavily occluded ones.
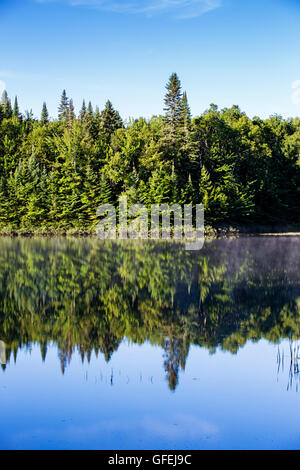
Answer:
[1,0,300,120]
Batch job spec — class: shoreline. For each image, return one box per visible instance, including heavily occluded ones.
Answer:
[0,226,300,238]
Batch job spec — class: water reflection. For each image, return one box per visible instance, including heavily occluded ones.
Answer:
[0,340,5,370]
[0,236,299,391]
[277,340,300,392]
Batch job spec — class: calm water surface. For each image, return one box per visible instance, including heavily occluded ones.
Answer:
[0,236,300,450]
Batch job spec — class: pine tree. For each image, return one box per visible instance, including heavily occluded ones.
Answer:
[24,109,35,134]
[5,100,12,119]
[80,162,99,223]
[24,109,34,121]
[147,165,175,205]
[180,173,194,204]
[10,154,48,228]
[81,100,97,140]
[87,101,93,116]
[163,73,184,144]
[67,99,75,131]
[177,91,197,181]
[199,166,228,223]
[94,105,101,126]
[22,161,48,228]
[41,102,49,124]
[79,100,87,120]
[98,173,112,205]
[181,91,191,136]
[0,177,10,227]
[13,96,21,121]
[100,100,123,139]
[58,89,69,121]
[80,167,112,226]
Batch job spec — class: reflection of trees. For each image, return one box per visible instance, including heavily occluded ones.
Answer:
[162,334,190,391]
[0,237,300,390]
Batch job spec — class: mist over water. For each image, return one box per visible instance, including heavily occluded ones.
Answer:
[0,236,300,449]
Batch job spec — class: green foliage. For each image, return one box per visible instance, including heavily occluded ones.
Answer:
[0,79,299,231]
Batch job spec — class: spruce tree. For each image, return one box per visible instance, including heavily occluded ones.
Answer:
[178,90,197,180]
[41,102,49,124]
[80,166,112,226]
[98,173,112,205]
[0,177,10,227]
[163,73,184,144]
[79,100,87,120]
[199,166,228,223]
[80,162,98,223]
[100,100,123,139]
[58,89,69,121]
[180,173,194,204]
[87,101,93,116]
[5,100,12,119]
[67,99,75,131]
[181,91,191,135]
[13,96,21,120]
[21,156,48,228]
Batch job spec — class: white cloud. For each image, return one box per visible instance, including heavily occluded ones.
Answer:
[36,0,222,19]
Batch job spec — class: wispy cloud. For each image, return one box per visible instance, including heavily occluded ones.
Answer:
[36,0,222,19]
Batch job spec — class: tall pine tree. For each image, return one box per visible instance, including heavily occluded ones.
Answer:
[100,100,123,140]
[163,73,184,145]
[181,91,191,136]
[58,89,69,121]
[13,96,21,121]
[67,99,75,131]
[41,102,49,124]
[79,100,87,120]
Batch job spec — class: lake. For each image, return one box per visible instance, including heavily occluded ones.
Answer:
[0,236,300,450]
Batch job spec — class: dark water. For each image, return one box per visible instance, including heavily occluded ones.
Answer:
[0,236,300,450]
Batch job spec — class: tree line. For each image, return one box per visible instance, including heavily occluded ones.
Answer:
[0,73,300,232]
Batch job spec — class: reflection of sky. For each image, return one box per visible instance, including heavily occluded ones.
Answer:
[1,340,300,449]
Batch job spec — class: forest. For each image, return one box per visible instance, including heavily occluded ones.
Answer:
[0,73,300,233]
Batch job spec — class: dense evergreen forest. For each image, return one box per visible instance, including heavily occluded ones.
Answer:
[0,73,300,233]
